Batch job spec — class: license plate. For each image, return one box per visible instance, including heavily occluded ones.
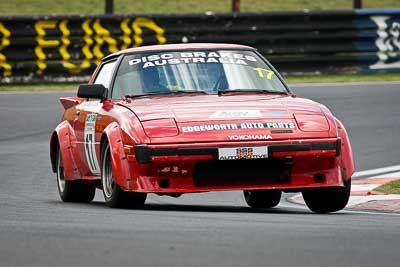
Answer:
[218,146,268,160]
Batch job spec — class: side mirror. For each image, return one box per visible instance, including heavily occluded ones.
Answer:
[77,84,108,100]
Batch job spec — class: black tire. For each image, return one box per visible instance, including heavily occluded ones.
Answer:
[302,179,351,214]
[56,148,95,203]
[101,142,147,209]
[243,190,282,208]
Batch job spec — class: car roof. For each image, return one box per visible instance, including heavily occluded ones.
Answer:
[102,43,255,61]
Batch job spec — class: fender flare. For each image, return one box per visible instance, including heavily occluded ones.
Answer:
[50,121,81,181]
[335,118,355,181]
[101,122,131,191]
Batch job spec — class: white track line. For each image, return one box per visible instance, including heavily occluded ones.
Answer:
[352,184,379,191]
[353,165,400,178]
[347,194,400,206]
[373,171,400,178]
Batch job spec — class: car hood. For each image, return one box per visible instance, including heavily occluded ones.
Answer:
[121,94,325,122]
[119,94,336,142]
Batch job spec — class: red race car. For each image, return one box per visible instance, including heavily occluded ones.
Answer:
[50,43,354,213]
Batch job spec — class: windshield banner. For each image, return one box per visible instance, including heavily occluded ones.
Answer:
[127,51,261,69]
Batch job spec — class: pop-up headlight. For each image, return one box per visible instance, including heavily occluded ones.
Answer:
[141,118,179,138]
[294,114,330,132]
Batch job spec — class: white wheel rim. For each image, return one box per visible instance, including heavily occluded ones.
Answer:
[102,146,115,199]
[57,151,66,192]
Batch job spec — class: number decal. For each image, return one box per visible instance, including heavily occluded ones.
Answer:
[253,67,275,79]
[84,113,100,174]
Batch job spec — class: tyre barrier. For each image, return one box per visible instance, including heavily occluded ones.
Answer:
[0,10,399,83]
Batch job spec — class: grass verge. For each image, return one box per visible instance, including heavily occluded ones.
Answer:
[1,0,399,15]
[284,72,400,84]
[375,180,400,195]
[0,83,77,92]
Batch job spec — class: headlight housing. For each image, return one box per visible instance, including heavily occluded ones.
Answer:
[294,114,330,132]
[141,118,179,138]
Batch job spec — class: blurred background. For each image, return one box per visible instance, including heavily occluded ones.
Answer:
[1,3,400,267]
[0,0,400,88]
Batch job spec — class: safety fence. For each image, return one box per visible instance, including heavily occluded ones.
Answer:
[0,10,399,83]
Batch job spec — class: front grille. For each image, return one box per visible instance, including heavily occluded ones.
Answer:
[193,158,292,187]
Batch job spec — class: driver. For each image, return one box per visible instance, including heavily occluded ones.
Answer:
[141,67,169,93]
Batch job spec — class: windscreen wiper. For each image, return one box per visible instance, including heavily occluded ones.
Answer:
[217,89,288,96]
[124,90,208,99]
[124,91,173,99]
[172,90,208,95]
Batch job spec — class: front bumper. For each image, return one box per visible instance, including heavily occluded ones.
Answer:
[126,138,344,193]
[134,139,341,163]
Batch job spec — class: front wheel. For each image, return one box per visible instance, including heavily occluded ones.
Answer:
[101,142,146,209]
[302,179,351,213]
[243,190,282,208]
[56,148,95,203]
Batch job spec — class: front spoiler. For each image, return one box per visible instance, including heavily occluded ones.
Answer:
[121,138,344,193]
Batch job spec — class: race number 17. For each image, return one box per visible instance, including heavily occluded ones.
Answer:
[253,68,275,79]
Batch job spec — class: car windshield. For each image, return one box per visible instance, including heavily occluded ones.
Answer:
[111,50,288,98]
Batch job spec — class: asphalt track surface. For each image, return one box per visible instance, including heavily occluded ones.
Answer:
[1,82,399,267]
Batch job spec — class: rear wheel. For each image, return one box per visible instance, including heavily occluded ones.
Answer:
[243,190,282,208]
[302,179,351,213]
[56,148,95,203]
[101,142,147,209]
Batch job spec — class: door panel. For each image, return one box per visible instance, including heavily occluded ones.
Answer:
[73,59,117,176]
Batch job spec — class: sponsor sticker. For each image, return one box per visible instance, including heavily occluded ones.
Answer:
[181,121,296,133]
[128,51,258,69]
[84,113,100,174]
[209,110,262,119]
[158,166,188,175]
[268,111,284,117]
[218,146,268,160]
[228,134,272,140]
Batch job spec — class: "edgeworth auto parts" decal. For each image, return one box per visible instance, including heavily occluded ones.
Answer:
[181,122,296,133]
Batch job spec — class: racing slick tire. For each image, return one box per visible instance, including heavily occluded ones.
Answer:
[243,190,282,208]
[302,179,351,214]
[56,148,95,203]
[101,142,147,209]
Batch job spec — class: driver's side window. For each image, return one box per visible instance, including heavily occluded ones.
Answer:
[112,71,142,99]
[93,61,117,88]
